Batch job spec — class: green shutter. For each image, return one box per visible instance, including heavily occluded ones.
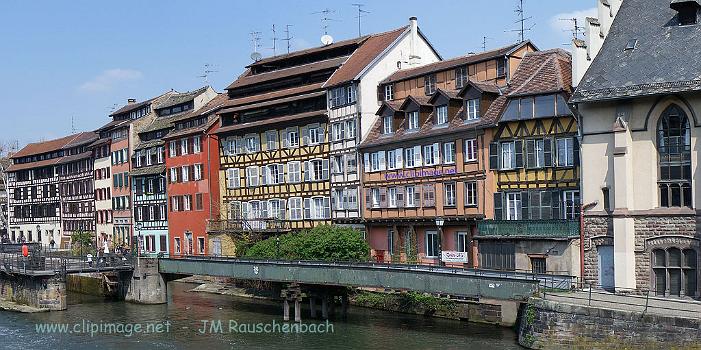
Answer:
[515,140,524,168]
[493,192,503,219]
[489,142,499,170]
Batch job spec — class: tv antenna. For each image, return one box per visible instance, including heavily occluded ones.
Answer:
[559,17,585,41]
[250,31,263,61]
[351,3,370,37]
[505,0,534,42]
[270,24,279,56]
[312,8,339,35]
[282,24,293,54]
[198,63,218,84]
[481,36,492,52]
[71,116,76,134]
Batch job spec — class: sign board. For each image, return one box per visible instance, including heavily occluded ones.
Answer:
[441,251,468,263]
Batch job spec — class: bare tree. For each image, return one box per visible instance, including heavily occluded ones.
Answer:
[0,141,10,237]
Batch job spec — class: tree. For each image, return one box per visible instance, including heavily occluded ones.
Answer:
[244,225,370,262]
[71,230,95,256]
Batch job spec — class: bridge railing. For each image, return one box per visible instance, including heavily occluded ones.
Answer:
[0,250,134,275]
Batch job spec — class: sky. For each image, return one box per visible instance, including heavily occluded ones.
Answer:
[0,0,594,149]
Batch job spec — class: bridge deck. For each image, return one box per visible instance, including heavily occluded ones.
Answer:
[0,253,134,276]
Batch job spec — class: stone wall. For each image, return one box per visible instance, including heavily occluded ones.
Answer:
[519,298,701,349]
[582,216,613,286]
[0,273,66,311]
[122,258,167,304]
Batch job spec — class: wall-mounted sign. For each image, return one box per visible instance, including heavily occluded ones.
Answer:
[384,167,457,180]
[441,251,468,263]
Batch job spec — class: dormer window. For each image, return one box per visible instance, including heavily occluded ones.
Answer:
[424,74,437,95]
[671,0,700,25]
[384,85,394,101]
[383,115,393,134]
[497,58,507,77]
[435,105,448,125]
[407,111,419,131]
[455,66,468,89]
[466,99,480,120]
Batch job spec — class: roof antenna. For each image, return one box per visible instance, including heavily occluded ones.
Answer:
[481,36,492,52]
[505,0,534,42]
[312,8,339,36]
[282,24,293,54]
[250,31,263,61]
[71,116,76,134]
[270,24,278,56]
[351,3,370,37]
[559,17,585,41]
[198,63,218,84]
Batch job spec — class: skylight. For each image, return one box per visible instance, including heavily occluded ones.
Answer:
[624,39,638,51]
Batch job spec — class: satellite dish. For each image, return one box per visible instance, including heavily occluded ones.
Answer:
[320,34,334,46]
[250,52,262,62]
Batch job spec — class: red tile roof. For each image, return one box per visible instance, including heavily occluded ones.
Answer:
[245,36,366,69]
[226,56,349,91]
[221,83,325,108]
[380,41,534,85]
[324,26,407,87]
[11,132,97,159]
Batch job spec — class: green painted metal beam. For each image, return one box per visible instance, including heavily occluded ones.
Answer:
[159,259,539,301]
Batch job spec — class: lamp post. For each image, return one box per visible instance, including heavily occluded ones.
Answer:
[36,224,40,248]
[276,236,280,259]
[435,217,445,266]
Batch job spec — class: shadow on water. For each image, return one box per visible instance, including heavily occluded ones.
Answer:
[0,281,521,350]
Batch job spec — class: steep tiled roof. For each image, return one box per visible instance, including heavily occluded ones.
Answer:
[221,83,325,109]
[155,86,210,110]
[572,0,701,102]
[219,91,326,115]
[380,41,534,85]
[130,165,166,177]
[11,132,97,159]
[226,56,349,91]
[109,99,154,117]
[246,36,366,69]
[324,26,407,87]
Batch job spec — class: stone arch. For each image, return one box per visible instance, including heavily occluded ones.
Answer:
[642,94,698,132]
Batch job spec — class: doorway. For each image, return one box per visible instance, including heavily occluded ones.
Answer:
[598,245,615,291]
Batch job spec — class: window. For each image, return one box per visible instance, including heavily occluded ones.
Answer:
[157,146,164,163]
[465,181,477,206]
[347,85,357,104]
[405,186,416,207]
[407,111,419,131]
[332,155,344,174]
[443,142,455,164]
[657,105,692,208]
[501,142,515,170]
[506,192,521,220]
[332,122,345,141]
[405,146,420,168]
[226,168,240,189]
[181,138,189,155]
[246,166,259,187]
[384,85,394,101]
[135,151,142,167]
[425,231,439,257]
[531,257,546,274]
[422,184,435,207]
[370,151,385,172]
[169,141,177,157]
[245,135,259,153]
[329,87,344,107]
[289,197,303,220]
[424,74,437,95]
[193,164,203,181]
[306,159,329,182]
[465,139,477,162]
[383,115,393,134]
[526,139,545,168]
[286,128,299,148]
[387,230,395,256]
[287,161,301,183]
[181,166,189,182]
[423,143,439,166]
[466,99,480,120]
[308,197,331,219]
[308,126,322,145]
[479,241,515,271]
[455,66,468,88]
[444,182,456,207]
[652,248,697,297]
[371,188,380,208]
[266,131,278,151]
[174,238,181,254]
[456,231,469,252]
[435,105,448,125]
[562,190,580,219]
[198,237,205,255]
[527,191,552,220]
[496,58,506,77]
[193,136,201,153]
[345,119,356,139]
[387,187,397,208]
[556,138,574,167]
[184,195,192,211]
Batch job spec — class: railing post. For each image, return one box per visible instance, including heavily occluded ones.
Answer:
[588,283,592,306]
[644,290,650,314]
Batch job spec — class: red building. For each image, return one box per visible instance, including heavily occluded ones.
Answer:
[164,94,225,256]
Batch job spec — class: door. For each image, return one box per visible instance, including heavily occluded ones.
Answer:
[598,245,615,290]
[212,239,222,257]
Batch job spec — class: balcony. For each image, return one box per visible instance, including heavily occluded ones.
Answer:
[477,219,579,239]
[206,218,290,234]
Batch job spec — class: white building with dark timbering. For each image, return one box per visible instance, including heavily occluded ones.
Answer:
[572,0,701,297]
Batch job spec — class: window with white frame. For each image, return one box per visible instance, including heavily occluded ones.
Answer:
[193,164,203,181]
[286,128,299,148]
[465,139,477,162]
[136,151,143,167]
[526,139,545,168]
[388,187,397,208]
[423,144,440,166]
[246,166,259,187]
[506,192,521,220]
[387,149,397,169]
[329,86,344,108]
[345,188,358,209]
[193,136,201,153]
[425,230,439,257]
[466,99,480,120]
[345,119,356,139]
[333,189,344,210]
[226,168,240,189]
[407,111,419,131]
[556,138,574,167]
[436,105,448,125]
[184,195,192,211]
[181,138,189,155]
[465,181,477,206]
[455,66,468,88]
[332,155,344,174]
[332,122,345,141]
[405,186,416,207]
[311,197,331,219]
[562,190,580,219]
[370,151,385,172]
[181,166,190,182]
[157,146,164,163]
[443,142,455,164]
[307,159,329,181]
[169,167,177,183]
[169,141,177,157]
[309,126,323,145]
[269,199,285,220]
[444,182,456,206]
[405,147,415,167]
[371,188,380,208]
[287,161,301,183]
[266,131,278,151]
[346,154,358,174]
[347,85,357,104]
[245,135,259,153]
[383,115,393,134]
[384,85,394,101]
[289,197,303,220]
[424,74,437,95]
[501,142,515,170]
[456,231,469,252]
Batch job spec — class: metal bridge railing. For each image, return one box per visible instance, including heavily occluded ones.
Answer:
[0,249,134,275]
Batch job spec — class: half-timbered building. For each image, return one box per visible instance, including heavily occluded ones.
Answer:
[477,49,580,275]
[89,135,113,250]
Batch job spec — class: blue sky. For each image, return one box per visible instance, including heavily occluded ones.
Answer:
[0,0,594,147]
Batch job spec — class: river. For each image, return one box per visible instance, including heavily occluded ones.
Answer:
[0,282,521,350]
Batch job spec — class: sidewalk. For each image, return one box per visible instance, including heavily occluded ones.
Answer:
[542,290,701,319]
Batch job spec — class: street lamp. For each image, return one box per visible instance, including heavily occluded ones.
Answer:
[435,217,445,267]
[36,225,40,246]
[276,237,280,259]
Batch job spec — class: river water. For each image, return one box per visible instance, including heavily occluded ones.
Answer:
[0,282,521,350]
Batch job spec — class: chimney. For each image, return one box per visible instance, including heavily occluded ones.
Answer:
[409,16,418,62]
[127,98,136,105]
[671,0,700,25]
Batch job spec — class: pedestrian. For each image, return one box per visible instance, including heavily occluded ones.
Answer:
[50,239,55,251]
[87,253,93,267]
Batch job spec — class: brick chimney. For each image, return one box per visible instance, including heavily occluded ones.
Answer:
[127,98,136,105]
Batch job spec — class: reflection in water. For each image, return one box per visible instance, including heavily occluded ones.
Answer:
[0,282,521,350]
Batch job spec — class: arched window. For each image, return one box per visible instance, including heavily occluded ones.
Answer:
[657,105,692,207]
[651,247,697,297]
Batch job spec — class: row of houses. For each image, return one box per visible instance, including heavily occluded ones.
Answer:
[7,0,701,298]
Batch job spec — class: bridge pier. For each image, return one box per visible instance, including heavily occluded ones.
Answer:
[0,273,67,311]
[121,258,166,304]
[281,283,302,322]
[309,297,317,318]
